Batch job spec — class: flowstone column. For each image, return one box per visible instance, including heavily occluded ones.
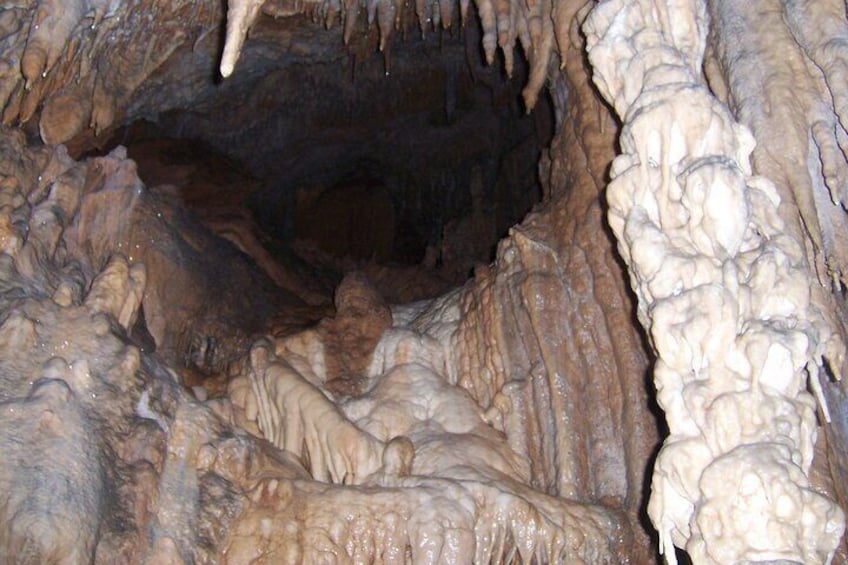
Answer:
[584,0,845,562]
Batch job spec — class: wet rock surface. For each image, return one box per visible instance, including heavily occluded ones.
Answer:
[1,0,848,562]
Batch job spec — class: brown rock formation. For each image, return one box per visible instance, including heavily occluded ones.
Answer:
[0,0,847,562]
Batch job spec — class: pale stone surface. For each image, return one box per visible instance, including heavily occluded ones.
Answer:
[585,0,846,561]
[0,0,847,562]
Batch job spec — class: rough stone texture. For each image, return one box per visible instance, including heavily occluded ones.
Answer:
[321,272,394,396]
[585,0,846,561]
[448,11,657,559]
[65,146,305,380]
[1,0,218,144]
[706,3,848,534]
[0,130,307,564]
[0,0,847,562]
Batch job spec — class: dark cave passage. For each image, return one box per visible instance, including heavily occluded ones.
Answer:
[77,25,559,382]
[111,17,554,291]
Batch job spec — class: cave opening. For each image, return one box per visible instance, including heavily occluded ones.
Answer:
[110,17,554,296]
[2,0,848,562]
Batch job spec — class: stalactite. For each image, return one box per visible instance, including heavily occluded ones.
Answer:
[709,0,848,524]
[1,1,217,143]
[21,0,86,88]
[415,0,430,37]
[342,0,360,43]
[324,0,340,29]
[494,0,511,70]
[476,0,497,64]
[366,0,379,27]
[526,0,541,56]
[376,0,393,52]
[438,0,452,30]
[584,0,846,562]
[220,0,264,77]
[459,0,470,28]
[392,0,404,29]
[214,0,565,111]
[709,0,848,309]
[520,0,551,110]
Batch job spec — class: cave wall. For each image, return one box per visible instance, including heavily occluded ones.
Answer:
[0,123,637,561]
[0,0,847,562]
[448,5,657,557]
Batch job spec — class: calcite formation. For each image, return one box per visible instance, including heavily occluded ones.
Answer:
[0,0,847,563]
[1,0,217,145]
[585,0,846,561]
[0,126,633,562]
[231,277,629,561]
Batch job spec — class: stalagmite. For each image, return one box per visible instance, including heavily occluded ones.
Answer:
[584,0,846,562]
[244,338,386,484]
[228,275,630,562]
[83,254,146,331]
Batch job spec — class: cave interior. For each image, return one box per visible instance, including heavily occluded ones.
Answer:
[1,0,848,563]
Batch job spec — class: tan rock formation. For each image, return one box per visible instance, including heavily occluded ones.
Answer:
[0,0,847,562]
